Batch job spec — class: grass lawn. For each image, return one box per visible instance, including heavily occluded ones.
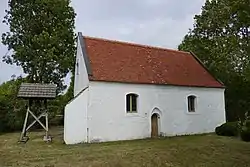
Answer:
[0,127,250,167]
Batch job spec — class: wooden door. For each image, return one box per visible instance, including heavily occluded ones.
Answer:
[151,114,158,138]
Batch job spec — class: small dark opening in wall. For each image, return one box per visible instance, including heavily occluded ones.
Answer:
[188,95,196,112]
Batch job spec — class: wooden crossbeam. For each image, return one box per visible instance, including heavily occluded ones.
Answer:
[26,112,46,132]
[19,107,51,143]
[27,108,47,131]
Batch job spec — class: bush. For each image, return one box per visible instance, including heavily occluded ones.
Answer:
[246,120,250,128]
[240,128,250,142]
[215,122,239,137]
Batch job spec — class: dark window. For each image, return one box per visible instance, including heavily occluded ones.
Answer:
[126,95,130,111]
[76,59,79,75]
[126,93,138,113]
[188,95,196,112]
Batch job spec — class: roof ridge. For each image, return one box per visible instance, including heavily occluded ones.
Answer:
[83,35,190,55]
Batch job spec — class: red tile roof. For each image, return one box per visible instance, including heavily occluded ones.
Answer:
[83,36,224,88]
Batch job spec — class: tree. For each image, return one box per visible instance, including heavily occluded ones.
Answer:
[47,73,75,126]
[2,0,76,93]
[0,76,27,132]
[178,0,250,121]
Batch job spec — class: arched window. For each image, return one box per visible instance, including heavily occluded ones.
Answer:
[187,95,196,112]
[126,93,138,113]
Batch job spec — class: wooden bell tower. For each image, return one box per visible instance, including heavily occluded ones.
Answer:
[17,83,57,143]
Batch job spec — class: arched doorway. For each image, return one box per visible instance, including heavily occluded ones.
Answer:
[151,113,159,138]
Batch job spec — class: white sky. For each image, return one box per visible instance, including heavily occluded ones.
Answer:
[0,0,205,85]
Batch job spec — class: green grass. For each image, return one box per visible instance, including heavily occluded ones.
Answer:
[0,127,250,167]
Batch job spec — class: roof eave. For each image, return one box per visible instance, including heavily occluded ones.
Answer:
[89,79,225,89]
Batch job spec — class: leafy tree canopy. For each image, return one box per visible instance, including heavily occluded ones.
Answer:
[0,76,27,132]
[178,0,250,121]
[2,0,76,93]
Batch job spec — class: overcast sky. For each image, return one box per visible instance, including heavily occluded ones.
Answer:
[0,0,205,85]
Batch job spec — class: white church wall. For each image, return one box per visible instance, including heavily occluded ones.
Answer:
[64,89,89,144]
[87,81,226,143]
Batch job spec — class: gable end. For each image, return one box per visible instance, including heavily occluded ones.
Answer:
[78,32,92,76]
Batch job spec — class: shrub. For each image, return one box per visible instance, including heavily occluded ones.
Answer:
[240,128,250,142]
[215,122,239,137]
[246,120,250,128]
